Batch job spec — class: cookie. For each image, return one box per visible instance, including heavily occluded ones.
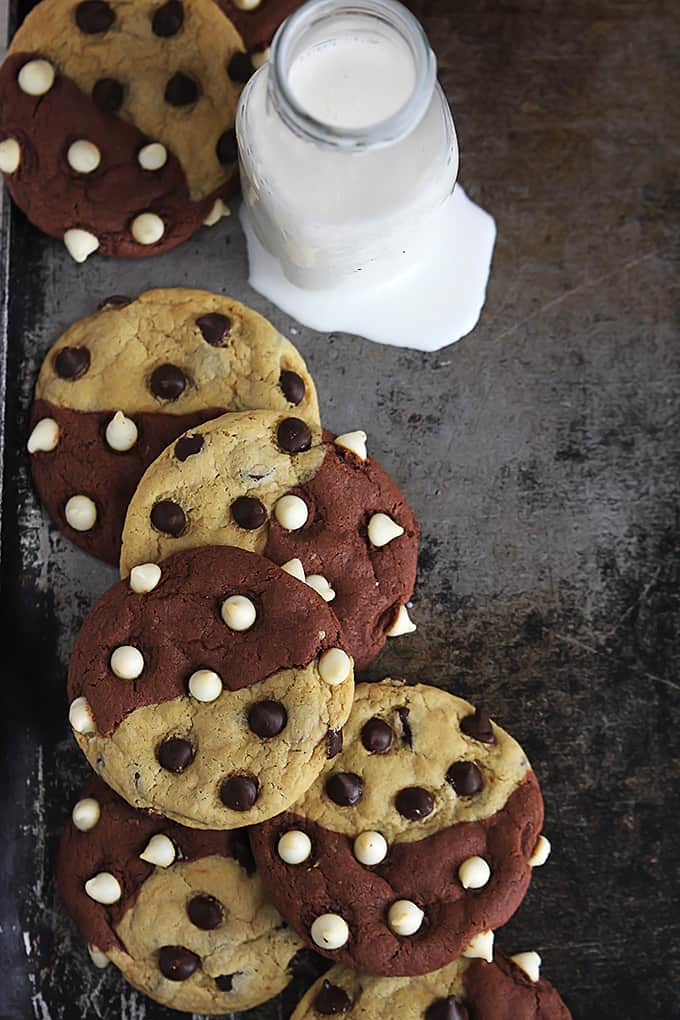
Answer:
[58,775,308,1014]
[290,952,572,1019]
[249,680,546,977]
[28,288,319,564]
[67,545,354,828]
[120,411,419,669]
[0,0,250,259]
[217,0,307,55]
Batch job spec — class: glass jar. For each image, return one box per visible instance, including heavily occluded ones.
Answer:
[236,0,459,290]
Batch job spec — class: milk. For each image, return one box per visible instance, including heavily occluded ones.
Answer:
[236,0,496,351]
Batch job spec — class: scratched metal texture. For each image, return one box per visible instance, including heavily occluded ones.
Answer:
[1,0,679,1017]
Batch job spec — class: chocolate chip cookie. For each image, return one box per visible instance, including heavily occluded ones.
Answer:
[291,952,572,1019]
[28,288,319,564]
[0,0,248,259]
[120,411,419,669]
[67,545,354,828]
[249,680,547,976]
[58,775,307,1014]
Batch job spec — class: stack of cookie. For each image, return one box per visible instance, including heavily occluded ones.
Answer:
[26,288,571,1017]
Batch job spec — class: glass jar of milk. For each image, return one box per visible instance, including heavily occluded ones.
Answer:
[237,0,459,290]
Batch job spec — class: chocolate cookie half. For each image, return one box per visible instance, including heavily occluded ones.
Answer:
[120,411,419,669]
[58,775,305,1014]
[291,952,572,1019]
[28,288,319,564]
[67,545,354,828]
[249,680,547,976]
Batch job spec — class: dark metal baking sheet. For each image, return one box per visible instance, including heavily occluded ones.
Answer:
[2,0,680,1017]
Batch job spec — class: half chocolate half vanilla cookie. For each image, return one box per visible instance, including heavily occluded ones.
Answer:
[28,288,319,563]
[66,545,354,828]
[249,680,548,977]
[58,775,308,1014]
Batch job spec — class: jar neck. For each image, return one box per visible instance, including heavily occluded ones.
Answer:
[267,0,437,151]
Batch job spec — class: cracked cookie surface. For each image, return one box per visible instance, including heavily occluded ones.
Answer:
[29,288,318,564]
[250,680,545,976]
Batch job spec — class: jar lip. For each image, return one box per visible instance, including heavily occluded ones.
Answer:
[269,0,437,151]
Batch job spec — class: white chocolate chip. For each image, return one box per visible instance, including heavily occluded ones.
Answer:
[129,563,162,594]
[274,494,308,530]
[27,417,59,454]
[72,798,101,832]
[310,914,349,950]
[250,47,270,69]
[87,945,110,969]
[188,668,223,702]
[278,830,312,865]
[306,574,336,602]
[131,212,165,245]
[334,430,367,460]
[386,604,417,637]
[510,951,542,982]
[387,900,424,936]
[105,411,138,452]
[64,228,99,264]
[281,558,306,582]
[110,645,144,680]
[221,594,257,631]
[138,142,168,171]
[67,140,101,174]
[458,856,491,890]
[529,834,551,867]
[69,697,96,735]
[65,494,97,531]
[203,198,230,226]
[368,513,405,547]
[463,929,494,962]
[353,831,388,866]
[318,648,351,686]
[0,138,20,174]
[85,872,121,905]
[18,59,55,96]
[231,0,262,8]
[139,833,176,868]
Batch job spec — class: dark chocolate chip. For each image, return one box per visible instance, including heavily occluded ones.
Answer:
[55,346,90,380]
[288,947,327,980]
[460,705,496,744]
[196,312,231,345]
[327,728,343,758]
[231,496,267,530]
[280,370,306,405]
[157,737,194,773]
[361,717,393,754]
[150,499,187,536]
[325,772,363,807]
[187,894,224,930]
[397,706,413,747]
[92,78,123,113]
[425,997,469,1020]
[445,760,483,796]
[76,1,114,34]
[314,980,352,1015]
[215,973,238,992]
[277,417,312,454]
[149,363,187,400]
[152,0,184,36]
[247,700,287,738]
[175,434,204,461]
[228,51,255,84]
[395,786,434,820]
[165,72,199,106]
[158,945,200,981]
[220,774,259,811]
[98,294,132,310]
[216,129,238,165]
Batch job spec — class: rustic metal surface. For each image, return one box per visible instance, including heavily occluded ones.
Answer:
[2,0,679,1018]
